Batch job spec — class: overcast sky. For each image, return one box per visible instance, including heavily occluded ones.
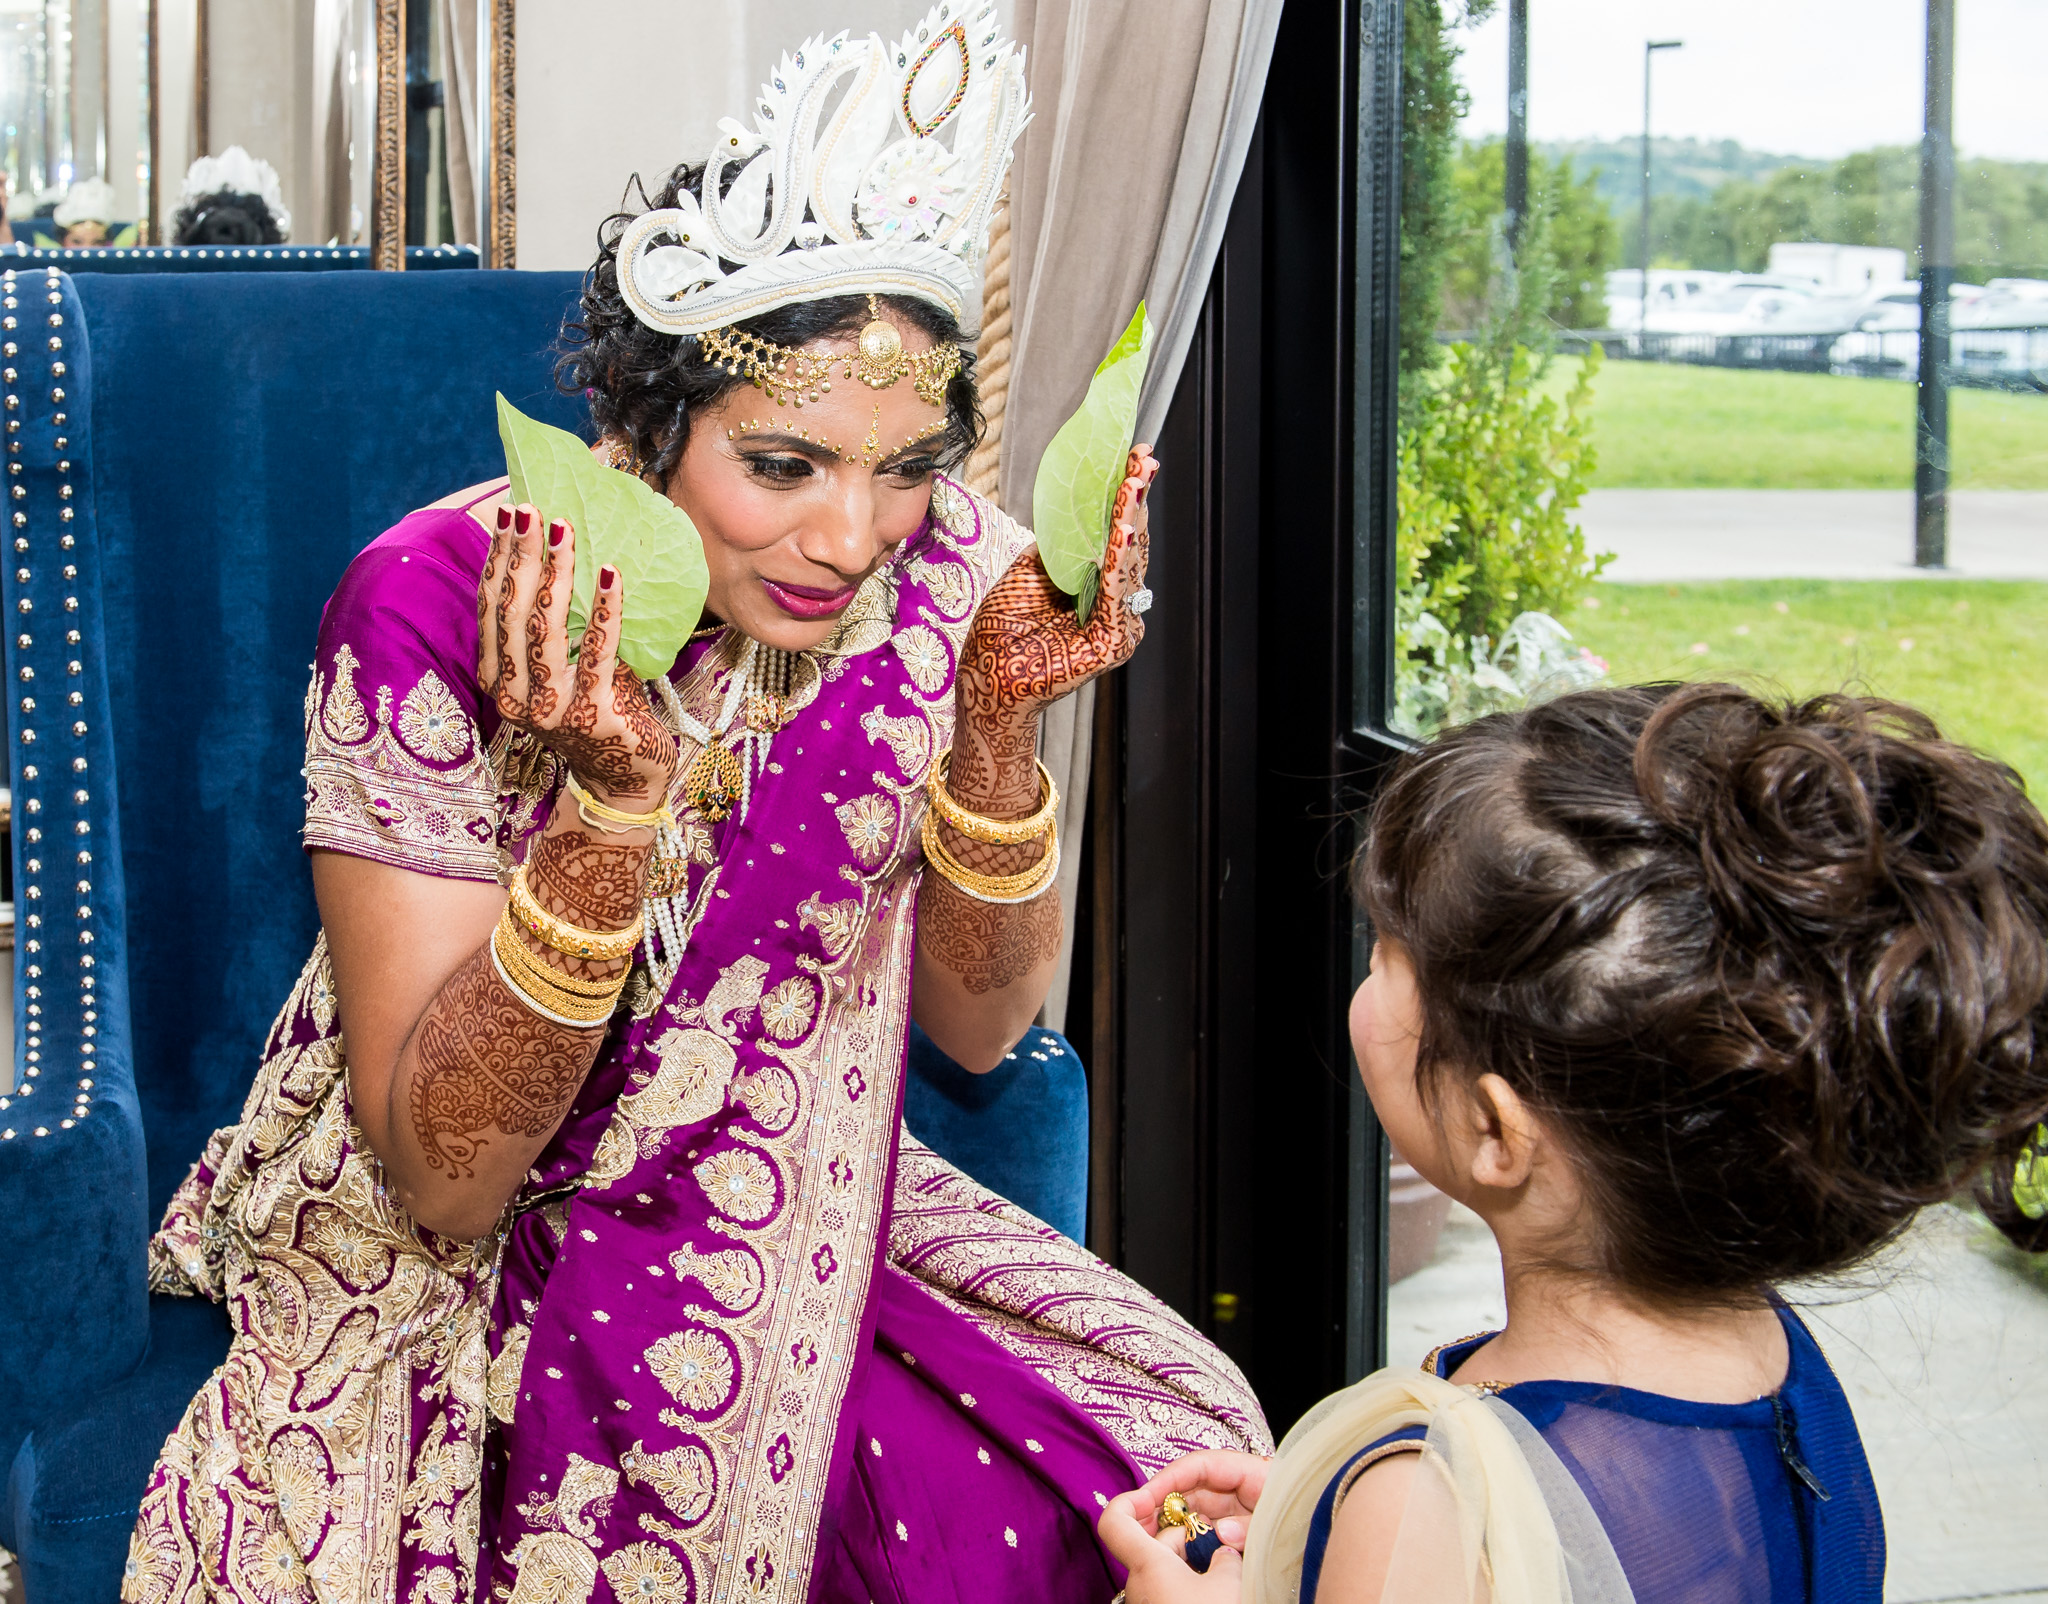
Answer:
[1454,0,2048,163]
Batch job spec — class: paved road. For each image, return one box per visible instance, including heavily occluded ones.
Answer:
[1580,489,2048,583]
[1390,1203,2048,1603]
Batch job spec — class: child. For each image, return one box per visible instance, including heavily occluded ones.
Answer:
[1101,684,2048,1603]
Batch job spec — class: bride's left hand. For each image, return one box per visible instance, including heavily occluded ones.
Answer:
[957,446,1156,730]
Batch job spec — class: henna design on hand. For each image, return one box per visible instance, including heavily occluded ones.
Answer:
[527,828,651,930]
[918,876,1062,994]
[408,945,604,1178]
[526,534,561,720]
[481,531,680,806]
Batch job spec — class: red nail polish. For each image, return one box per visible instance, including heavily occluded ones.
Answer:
[514,506,534,534]
[599,564,618,589]
[495,504,513,531]
[549,520,567,547]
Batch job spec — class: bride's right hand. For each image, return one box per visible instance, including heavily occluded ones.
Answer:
[477,502,679,808]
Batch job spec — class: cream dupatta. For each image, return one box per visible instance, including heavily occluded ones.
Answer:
[1242,1368,1635,1604]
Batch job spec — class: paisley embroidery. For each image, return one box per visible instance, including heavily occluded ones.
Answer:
[321,644,371,742]
[668,1243,765,1314]
[621,1441,718,1524]
[861,706,932,779]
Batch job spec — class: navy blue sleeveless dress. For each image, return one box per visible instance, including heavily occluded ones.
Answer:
[1301,1305,1884,1602]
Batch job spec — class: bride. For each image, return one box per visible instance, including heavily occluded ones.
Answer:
[123,7,1267,1603]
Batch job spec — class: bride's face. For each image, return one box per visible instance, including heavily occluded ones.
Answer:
[663,316,955,654]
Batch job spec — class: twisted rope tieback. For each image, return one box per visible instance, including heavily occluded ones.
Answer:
[964,197,1012,505]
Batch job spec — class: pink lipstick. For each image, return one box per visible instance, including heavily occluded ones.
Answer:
[761,577,858,620]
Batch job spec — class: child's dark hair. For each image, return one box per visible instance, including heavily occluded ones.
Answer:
[1357,682,2048,1303]
[556,163,983,485]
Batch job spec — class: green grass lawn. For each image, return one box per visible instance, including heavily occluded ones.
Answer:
[1568,579,2048,798]
[1542,359,2048,489]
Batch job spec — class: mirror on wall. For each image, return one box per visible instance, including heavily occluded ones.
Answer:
[0,0,507,257]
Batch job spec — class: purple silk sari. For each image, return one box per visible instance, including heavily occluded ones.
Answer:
[126,479,1269,1604]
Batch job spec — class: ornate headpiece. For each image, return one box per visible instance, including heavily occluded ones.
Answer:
[616,0,1029,343]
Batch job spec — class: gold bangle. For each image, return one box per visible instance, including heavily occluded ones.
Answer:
[490,915,623,1026]
[565,769,676,835]
[919,808,1061,904]
[924,750,1058,847]
[493,909,626,996]
[508,866,645,962]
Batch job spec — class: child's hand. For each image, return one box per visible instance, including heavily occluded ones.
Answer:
[1097,1451,1271,1602]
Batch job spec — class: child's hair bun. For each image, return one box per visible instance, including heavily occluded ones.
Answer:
[1360,683,2048,1299]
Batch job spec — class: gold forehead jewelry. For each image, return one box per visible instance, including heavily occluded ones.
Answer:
[725,411,953,469]
[697,295,962,409]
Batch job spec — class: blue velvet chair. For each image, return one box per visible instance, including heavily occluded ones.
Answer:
[0,264,1086,1603]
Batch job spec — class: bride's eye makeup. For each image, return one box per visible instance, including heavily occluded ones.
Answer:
[738,450,816,485]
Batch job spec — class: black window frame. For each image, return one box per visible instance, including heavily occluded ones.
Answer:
[1073,0,1410,1429]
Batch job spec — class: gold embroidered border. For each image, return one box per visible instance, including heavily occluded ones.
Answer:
[301,647,505,881]
[888,1133,1274,1472]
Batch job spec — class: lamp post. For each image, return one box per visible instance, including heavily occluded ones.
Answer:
[1639,39,1682,333]
[1505,0,1529,252]
[1916,0,1955,568]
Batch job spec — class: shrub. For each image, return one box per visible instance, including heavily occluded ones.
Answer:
[1392,341,1611,737]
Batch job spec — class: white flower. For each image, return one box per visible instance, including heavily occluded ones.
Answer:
[857,140,964,239]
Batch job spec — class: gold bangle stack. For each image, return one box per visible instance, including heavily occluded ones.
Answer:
[490,910,623,1027]
[923,751,1058,847]
[565,769,676,836]
[920,809,1061,904]
[507,867,645,962]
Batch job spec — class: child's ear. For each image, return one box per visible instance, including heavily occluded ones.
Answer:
[1465,1072,1540,1193]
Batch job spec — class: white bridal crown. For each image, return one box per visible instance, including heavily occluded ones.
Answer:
[617,0,1029,340]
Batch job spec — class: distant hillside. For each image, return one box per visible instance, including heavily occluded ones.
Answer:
[1537,138,1811,207]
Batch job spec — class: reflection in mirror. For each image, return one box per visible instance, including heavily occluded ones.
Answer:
[0,0,501,254]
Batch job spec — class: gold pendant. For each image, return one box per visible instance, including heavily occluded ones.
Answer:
[684,742,746,823]
[645,854,690,899]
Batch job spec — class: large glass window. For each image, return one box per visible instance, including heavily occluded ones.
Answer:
[1372,2,2048,1591]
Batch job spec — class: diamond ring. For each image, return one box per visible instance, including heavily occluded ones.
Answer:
[1126,587,1154,616]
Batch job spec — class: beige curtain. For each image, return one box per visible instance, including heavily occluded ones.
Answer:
[990,0,1282,1029]
[437,0,482,244]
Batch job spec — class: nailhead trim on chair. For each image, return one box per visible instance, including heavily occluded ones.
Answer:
[0,267,96,1141]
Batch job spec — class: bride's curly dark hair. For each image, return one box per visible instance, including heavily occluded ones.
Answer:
[1358,682,2048,1303]
[556,164,984,486]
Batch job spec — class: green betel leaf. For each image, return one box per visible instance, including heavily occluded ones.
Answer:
[496,395,710,680]
[1032,302,1151,621]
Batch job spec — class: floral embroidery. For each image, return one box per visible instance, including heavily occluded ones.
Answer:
[645,1328,737,1412]
[891,624,951,695]
[693,1150,778,1223]
[398,672,473,763]
[836,794,896,866]
[759,977,818,1042]
[600,1542,692,1604]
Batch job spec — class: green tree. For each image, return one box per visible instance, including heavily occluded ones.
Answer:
[1400,0,1492,399]
[1443,140,1617,331]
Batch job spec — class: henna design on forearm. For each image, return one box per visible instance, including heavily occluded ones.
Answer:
[408,945,604,1178]
[527,829,651,930]
[917,875,1062,993]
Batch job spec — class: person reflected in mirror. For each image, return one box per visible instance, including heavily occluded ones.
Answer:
[54,176,117,248]
[1105,683,2048,1603]
[171,146,291,246]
